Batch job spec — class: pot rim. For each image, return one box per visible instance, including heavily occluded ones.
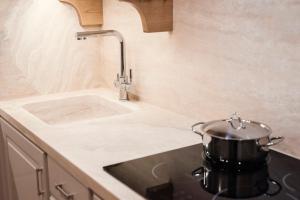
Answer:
[197,119,273,141]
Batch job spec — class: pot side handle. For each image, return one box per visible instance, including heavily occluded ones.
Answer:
[192,122,205,136]
[264,178,282,196]
[261,136,284,147]
[192,167,205,179]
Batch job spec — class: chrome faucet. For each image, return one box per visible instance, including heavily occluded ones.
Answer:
[76,30,132,101]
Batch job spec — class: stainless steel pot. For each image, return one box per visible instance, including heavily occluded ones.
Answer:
[192,113,284,166]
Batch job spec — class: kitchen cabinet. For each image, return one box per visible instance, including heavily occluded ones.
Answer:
[48,157,91,200]
[0,118,108,200]
[0,119,48,200]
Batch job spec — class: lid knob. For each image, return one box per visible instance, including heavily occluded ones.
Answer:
[227,112,246,130]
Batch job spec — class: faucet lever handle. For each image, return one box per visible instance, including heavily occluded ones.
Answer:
[114,73,120,88]
[129,69,132,84]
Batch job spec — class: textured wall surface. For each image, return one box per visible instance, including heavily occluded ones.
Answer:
[0,0,37,100]
[98,0,300,154]
[0,0,103,98]
[0,0,299,154]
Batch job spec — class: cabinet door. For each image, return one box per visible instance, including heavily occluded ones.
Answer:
[0,123,9,200]
[7,138,44,200]
[1,119,47,200]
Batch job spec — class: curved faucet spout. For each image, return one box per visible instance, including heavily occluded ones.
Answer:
[76,30,124,43]
[76,30,132,101]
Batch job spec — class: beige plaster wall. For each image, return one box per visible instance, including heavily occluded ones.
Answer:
[0,0,104,98]
[0,0,37,100]
[98,0,300,153]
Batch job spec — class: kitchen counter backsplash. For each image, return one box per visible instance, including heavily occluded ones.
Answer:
[98,0,300,153]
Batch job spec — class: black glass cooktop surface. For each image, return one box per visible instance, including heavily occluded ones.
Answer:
[104,144,300,200]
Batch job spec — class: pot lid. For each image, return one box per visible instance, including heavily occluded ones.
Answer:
[201,113,272,140]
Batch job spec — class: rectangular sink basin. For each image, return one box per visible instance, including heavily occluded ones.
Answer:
[23,95,131,125]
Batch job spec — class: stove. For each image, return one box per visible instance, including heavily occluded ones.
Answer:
[104,144,300,200]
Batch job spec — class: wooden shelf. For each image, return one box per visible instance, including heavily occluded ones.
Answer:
[59,0,103,26]
[58,0,172,32]
[120,0,173,33]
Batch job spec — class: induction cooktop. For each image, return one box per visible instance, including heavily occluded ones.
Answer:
[104,144,300,200]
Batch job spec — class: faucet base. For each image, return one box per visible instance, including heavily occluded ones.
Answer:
[119,90,129,101]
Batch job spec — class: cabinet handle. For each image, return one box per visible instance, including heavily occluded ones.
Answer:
[35,168,45,196]
[55,184,74,200]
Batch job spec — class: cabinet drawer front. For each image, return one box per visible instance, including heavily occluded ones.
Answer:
[48,157,90,200]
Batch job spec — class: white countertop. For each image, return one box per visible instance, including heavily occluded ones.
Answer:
[0,88,202,199]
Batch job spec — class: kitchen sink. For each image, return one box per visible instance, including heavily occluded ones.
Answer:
[23,95,132,125]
